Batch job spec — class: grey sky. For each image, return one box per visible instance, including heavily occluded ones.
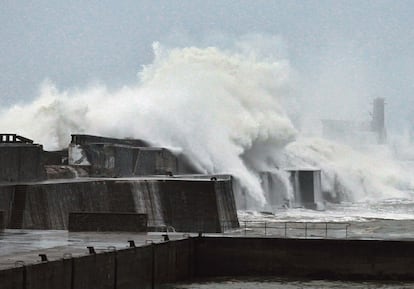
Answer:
[1,0,414,131]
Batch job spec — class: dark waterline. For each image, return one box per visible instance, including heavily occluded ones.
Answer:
[162,276,414,289]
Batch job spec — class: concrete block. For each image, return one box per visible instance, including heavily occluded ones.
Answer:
[133,147,178,175]
[68,212,147,232]
[70,143,179,177]
[70,134,148,147]
[214,178,239,231]
[288,169,324,209]
[159,180,222,233]
[260,171,290,209]
[0,144,45,182]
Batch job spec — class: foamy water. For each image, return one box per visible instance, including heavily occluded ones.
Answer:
[238,197,414,240]
[240,198,414,223]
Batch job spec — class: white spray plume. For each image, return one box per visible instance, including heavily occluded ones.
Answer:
[282,137,414,201]
[0,41,412,208]
[0,42,297,207]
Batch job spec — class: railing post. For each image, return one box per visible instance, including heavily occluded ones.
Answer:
[284,222,287,238]
[244,221,247,236]
[264,222,267,236]
[325,223,328,238]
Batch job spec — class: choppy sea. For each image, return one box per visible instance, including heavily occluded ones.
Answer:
[167,198,414,288]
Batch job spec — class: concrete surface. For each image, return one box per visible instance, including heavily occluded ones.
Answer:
[195,237,414,280]
[0,230,193,289]
[2,234,414,289]
[0,144,45,183]
[0,229,184,270]
[68,212,147,232]
[0,176,239,232]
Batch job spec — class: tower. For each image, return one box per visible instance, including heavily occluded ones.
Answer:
[371,97,386,144]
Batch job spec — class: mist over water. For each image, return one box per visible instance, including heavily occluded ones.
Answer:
[1,41,413,209]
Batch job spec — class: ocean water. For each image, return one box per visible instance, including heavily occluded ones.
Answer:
[236,199,414,240]
[162,277,414,289]
[163,277,414,289]
[164,199,414,289]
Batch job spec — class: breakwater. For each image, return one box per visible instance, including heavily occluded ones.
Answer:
[1,236,414,289]
[0,143,44,183]
[0,238,193,289]
[0,176,238,233]
[195,237,414,280]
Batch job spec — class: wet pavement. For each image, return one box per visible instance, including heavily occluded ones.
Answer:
[0,174,226,187]
[0,229,190,270]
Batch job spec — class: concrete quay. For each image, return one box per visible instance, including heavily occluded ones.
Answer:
[1,232,414,289]
[0,175,239,233]
[0,229,195,289]
[0,229,177,270]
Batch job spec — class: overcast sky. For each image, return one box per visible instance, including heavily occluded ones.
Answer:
[1,0,414,130]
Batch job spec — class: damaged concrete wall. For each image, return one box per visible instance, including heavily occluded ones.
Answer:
[69,144,179,177]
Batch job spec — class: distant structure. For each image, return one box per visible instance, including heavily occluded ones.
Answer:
[321,119,371,144]
[371,97,386,144]
[0,134,45,182]
[238,169,325,211]
[0,133,34,144]
[322,97,387,145]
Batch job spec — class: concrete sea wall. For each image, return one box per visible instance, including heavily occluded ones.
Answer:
[195,237,414,280]
[214,179,239,230]
[70,134,148,147]
[68,134,200,177]
[0,144,45,182]
[259,170,324,210]
[0,186,16,227]
[71,144,178,177]
[0,177,238,232]
[69,139,182,177]
[156,178,238,232]
[1,237,414,289]
[68,212,148,232]
[0,239,193,289]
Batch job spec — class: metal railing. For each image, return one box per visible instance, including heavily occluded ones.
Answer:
[0,134,33,144]
[147,218,350,239]
[230,221,350,239]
